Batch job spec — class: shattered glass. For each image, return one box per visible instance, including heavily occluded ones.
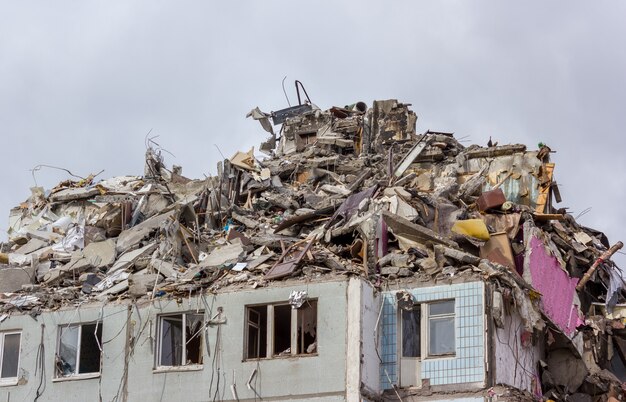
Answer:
[185,314,203,365]
[58,326,79,376]
[57,324,102,376]
[159,313,204,366]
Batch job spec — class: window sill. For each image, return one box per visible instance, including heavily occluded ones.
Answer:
[243,353,318,362]
[424,354,456,361]
[153,365,203,373]
[52,372,100,382]
[0,379,19,387]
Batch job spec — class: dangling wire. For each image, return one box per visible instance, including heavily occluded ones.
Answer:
[34,324,46,402]
[281,76,291,107]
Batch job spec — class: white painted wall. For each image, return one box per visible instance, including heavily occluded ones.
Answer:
[360,280,380,396]
[493,308,541,394]
[0,278,351,402]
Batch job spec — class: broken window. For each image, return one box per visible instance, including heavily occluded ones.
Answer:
[273,304,292,356]
[428,300,455,356]
[56,323,102,377]
[0,331,21,383]
[244,300,317,359]
[246,306,267,359]
[297,301,317,354]
[157,312,204,367]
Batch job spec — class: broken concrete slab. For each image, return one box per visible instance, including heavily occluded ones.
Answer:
[96,279,129,300]
[199,241,246,268]
[15,238,47,255]
[109,242,157,273]
[0,266,35,293]
[149,257,180,279]
[128,272,162,297]
[115,210,176,254]
[383,210,458,249]
[83,239,117,269]
[49,187,100,202]
[547,348,589,392]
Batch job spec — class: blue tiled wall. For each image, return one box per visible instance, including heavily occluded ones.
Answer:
[379,281,485,389]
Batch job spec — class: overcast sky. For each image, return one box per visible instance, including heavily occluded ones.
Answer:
[1,1,625,266]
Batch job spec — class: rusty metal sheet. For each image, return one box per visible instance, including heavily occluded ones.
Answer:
[476,188,506,212]
[271,104,312,125]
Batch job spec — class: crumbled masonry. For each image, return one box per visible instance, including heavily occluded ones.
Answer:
[1,97,625,401]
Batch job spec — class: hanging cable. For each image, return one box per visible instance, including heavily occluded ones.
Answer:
[34,324,46,402]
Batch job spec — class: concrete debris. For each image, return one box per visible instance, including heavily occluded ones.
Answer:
[82,238,117,268]
[0,266,35,293]
[1,95,624,401]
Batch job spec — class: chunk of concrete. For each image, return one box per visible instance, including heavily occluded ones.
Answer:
[15,238,47,255]
[383,211,458,249]
[84,226,107,245]
[397,267,413,277]
[199,242,246,268]
[116,210,176,254]
[381,266,400,276]
[83,239,117,269]
[128,272,162,297]
[0,266,35,293]
[109,242,157,273]
[547,348,588,392]
[149,257,180,279]
[96,279,129,300]
[49,187,100,202]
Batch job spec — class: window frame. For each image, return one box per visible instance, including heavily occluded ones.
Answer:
[0,331,21,386]
[398,299,456,361]
[426,299,455,357]
[54,321,103,380]
[244,300,318,360]
[155,311,205,372]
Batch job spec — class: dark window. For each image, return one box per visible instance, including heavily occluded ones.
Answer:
[245,301,317,359]
[401,308,421,358]
[0,332,20,380]
[158,313,204,367]
[273,305,292,356]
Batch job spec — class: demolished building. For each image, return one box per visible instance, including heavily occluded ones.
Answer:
[0,95,625,402]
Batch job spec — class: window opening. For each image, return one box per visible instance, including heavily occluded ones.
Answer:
[428,300,455,356]
[401,307,421,358]
[158,313,204,367]
[245,300,318,359]
[0,332,20,381]
[56,323,102,377]
[273,305,291,356]
[297,301,317,354]
[247,306,267,359]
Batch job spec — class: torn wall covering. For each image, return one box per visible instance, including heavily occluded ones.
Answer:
[0,93,624,402]
[524,226,584,338]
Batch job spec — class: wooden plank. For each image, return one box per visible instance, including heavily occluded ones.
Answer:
[535,162,555,213]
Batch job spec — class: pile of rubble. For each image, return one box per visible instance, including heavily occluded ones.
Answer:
[1,97,625,401]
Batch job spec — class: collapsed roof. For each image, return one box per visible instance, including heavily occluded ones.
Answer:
[1,95,625,400]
